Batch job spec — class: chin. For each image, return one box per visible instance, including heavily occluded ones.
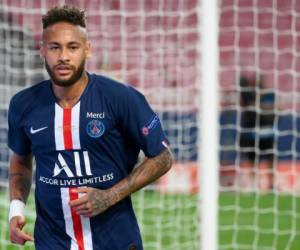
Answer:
[52,72,77,87]
[53,79,77,87]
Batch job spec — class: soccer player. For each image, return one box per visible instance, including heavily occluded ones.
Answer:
[8,5,172,250]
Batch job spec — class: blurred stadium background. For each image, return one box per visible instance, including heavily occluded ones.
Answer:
[1,0,300,249]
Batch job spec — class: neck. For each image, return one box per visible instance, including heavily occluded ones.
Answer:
[52,71,89,109]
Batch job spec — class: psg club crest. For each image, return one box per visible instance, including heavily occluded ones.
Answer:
[86,120,105,138]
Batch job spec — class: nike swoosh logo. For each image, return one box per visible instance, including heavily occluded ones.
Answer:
[30,126,48,134]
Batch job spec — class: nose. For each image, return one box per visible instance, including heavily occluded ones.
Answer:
[58,47,70,62]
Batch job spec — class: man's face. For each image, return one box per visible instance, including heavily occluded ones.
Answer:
[40,22,91,87]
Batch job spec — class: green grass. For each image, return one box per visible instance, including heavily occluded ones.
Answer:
[1,190,300,250]
[0,189,36,250]
[219,192,300,250]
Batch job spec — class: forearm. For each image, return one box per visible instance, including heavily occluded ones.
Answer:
[9,154,33,203]
[109,148,172,204]
[70,149,172,217]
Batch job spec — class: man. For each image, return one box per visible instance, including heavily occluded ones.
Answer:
[239,75,276,163]
[8,5,172,250]
[238,75,275,190]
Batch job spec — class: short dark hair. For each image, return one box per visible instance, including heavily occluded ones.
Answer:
[42,5,86,29]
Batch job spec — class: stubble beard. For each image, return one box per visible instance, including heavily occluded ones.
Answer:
[45,60,86,87]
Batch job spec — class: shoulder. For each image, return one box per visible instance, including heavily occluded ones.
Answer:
[89,74,150,119]
[9,80,51,114]
[90,73,144,100]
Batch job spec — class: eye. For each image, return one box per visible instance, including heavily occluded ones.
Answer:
[69,46,79,51]
[49,46,59,51]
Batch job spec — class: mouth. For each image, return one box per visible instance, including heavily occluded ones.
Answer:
[55,65,73,76]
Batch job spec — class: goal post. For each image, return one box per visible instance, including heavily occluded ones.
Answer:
[198,0,219,250]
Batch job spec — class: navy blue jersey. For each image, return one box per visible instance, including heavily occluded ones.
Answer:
[8,73,168,250]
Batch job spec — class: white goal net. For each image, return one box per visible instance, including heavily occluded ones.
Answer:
[1,0,300,250]
[218,1,300,250]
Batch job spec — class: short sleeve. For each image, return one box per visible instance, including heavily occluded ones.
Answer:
[118,86,169,158]
[8,96,31,155]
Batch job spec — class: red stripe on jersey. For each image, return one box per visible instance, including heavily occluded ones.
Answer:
[63,108,73,150]
[69,188,85,250]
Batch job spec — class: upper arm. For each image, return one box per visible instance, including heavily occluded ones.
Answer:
[8,95,31,155]
[117,86,169,158]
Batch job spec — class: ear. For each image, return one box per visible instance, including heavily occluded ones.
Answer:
[39,41,45,59]
[85,42,91,58]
